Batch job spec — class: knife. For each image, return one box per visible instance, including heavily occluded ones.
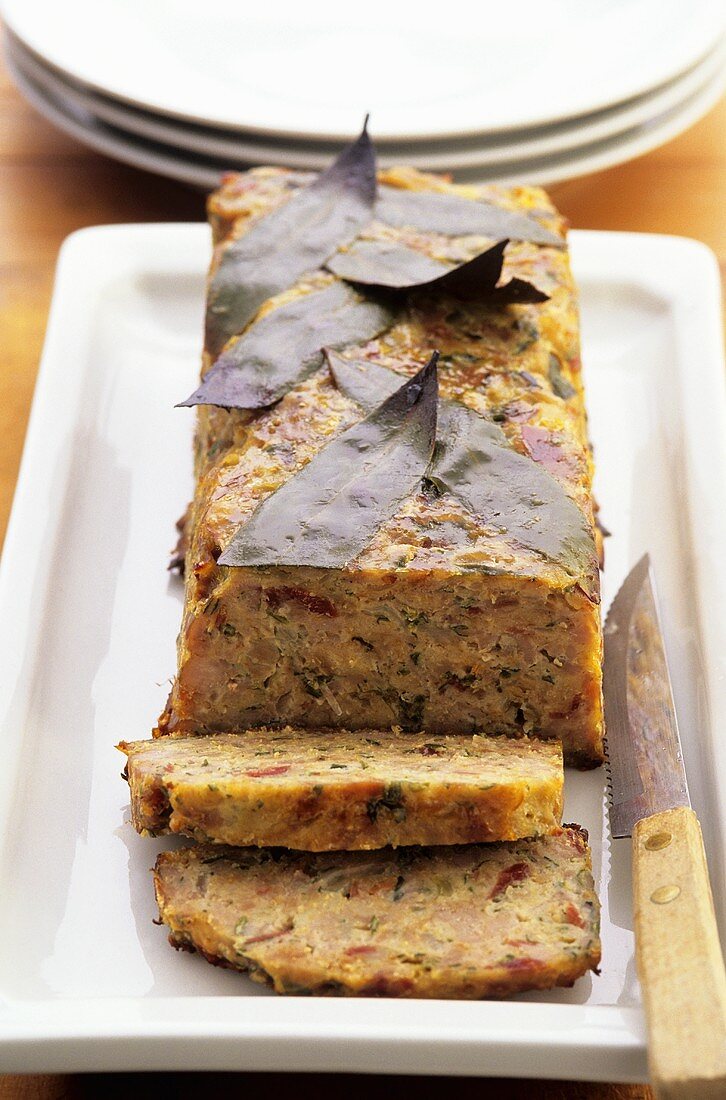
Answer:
[603,553,726,1099]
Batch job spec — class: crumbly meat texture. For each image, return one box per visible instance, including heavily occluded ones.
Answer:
[162,167,604,767]
[153,826,600,998]
[120,729,563,850]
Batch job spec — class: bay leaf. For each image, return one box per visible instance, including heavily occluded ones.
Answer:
[180,281,394,410]
[325,350,402,409]
[205,119,377,358]
[328,239,449,286]
[218,354,439,568]
[327,238,548,303]
[433,402,597,594]
[376,185,564,247]
[327,351,597,592]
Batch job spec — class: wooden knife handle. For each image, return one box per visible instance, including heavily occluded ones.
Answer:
[633,805,726,1098]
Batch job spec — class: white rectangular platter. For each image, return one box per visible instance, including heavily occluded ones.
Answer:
[0,226,724,1079]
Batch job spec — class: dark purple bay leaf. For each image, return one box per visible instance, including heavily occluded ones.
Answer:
[326,350,405,409]
[205,119,377,358]
[218,354,439,568]
[432,400,597,593]
[375,185,564,247]
[328,351,596,591]
[180,281,394,410]
[326,238,548,303]
[329,239,449,286]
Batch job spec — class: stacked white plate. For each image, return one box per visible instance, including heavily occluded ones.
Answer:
[2,0,725,188]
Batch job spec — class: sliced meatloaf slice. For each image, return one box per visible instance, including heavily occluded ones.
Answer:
[120,729,563,849]
[153,826,600,998]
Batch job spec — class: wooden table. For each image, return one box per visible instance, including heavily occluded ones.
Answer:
[1,41,724,1099]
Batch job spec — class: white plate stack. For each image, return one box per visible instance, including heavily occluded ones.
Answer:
[2,0,725,189]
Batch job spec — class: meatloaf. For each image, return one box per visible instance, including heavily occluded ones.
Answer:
[120,729,563,849]
[153,826,600,998]
[160,165,604,767]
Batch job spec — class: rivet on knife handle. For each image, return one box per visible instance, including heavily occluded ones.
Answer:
[633,805,726,1099]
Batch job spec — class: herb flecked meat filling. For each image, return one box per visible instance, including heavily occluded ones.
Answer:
[160,164,604,768]
[120,729,563,850]
[153,826,600,999]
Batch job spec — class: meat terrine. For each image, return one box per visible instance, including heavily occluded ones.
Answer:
[120,729,563,850]
[160,165,604,767]
[153,826,600,998]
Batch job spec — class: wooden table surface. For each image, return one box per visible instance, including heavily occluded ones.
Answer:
[0,40,724,1099]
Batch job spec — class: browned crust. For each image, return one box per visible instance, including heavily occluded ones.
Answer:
[168,505,192,574]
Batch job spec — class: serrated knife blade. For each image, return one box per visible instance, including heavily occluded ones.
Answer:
[603,552,689,837]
